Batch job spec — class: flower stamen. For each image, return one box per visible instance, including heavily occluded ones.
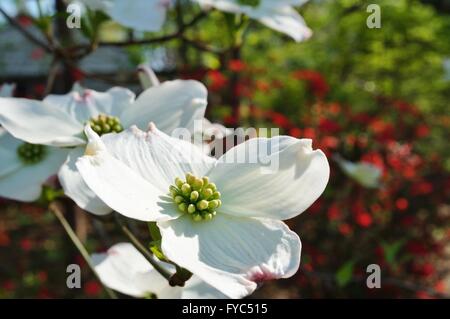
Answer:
[169,172,221,222]
[17,143,47,164]
[88,114,123,136]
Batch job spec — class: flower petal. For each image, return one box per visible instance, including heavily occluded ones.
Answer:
[0,98,84,146]
[209,136,329,220]
[182,276,229,299]
[0,146,69,202]
[44,86,135,124]
[101,125,216,193]
[76,128,179,222]
[334,155,382,188]
[158,214,301,299]
[0,129,22,177]
[106,0,170,32]
[120,80,208,135]
[0,83,15,97]
[58,147,112,215]
[92,243,179,298]
[92,242,224,299]
[194,1,311,42]
[254,5,312,42]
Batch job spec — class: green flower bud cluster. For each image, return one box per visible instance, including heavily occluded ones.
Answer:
[169,172,222,222]
[237,0,260,7]
[17,143,47,164]
[89,114,123,136]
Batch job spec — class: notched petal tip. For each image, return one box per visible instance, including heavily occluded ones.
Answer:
[84,125,106,156]
[191,97,208,108]
[147,122,157,133]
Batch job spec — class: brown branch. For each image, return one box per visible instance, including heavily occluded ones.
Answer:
[97,11,208,47]
[0,7,53,53]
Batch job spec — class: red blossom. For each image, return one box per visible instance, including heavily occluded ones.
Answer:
[318,118,341,134]
[292,70,329,98]
[268,111,293,129]
[207,70,228,92]
[395,198,409,211]
[339,223,352,236]
[84,281,102,297]
[17,15,33,27]
[228,59,246,72]
[355,212,373,228]
[406,241,428,256]
[327,204,341,221]
[289,127,302,138]
[20,238,33,251]
[411,181,433,196]
[415,124,430,138]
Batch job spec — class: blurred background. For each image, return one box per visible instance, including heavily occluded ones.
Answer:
[0,0,449,298]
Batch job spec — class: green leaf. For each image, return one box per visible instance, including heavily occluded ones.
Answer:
[37,186,64,205]
[382,239,406,266]
[149,240,167,262]
[148,222,162,241]
[336,260,355,287]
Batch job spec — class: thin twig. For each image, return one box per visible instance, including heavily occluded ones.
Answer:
[49,202,118,299]
[0,7,53,53]
[97,11,207,48]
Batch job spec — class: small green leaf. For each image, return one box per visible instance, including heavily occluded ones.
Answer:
[336,260,355,287]
[382,239,406,266]
[148,222,162,241]
[149,240,167,262]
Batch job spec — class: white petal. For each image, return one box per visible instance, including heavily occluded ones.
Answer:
[194,1,311,42]
[106,0,170,32]
[120,80,208,135]
[0,146,69,202]
[0,83,15,97]
[0,98,84,147]
[182,276,229,299]
[0,129,22,177]
[92,242,179,298]
[334,155,382,188]
[137,65,161,89]
[159,214,301,299]
[209,136,329,220]
[76,131,179,222]
[254,6,312,42]
[194,0,245,13]
[44,86,135,124]
[58,147,112,215]
[101,125,216,193]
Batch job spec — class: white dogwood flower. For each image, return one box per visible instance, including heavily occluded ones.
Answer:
[77,0,173,32]
[76,123,329,298]
[334,155,382,188]
[0,84,69,201]
[194,0,312,42]
[92,242,227,299]
[0,81,208,214]
[0,129,69,202]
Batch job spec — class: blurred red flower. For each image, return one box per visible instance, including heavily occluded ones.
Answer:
[207,70,228,91]
[292,70,329,98]
[228,59,246,72]
[84,281,102,297]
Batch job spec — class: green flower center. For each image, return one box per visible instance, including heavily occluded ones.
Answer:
[17,143,47,164]
[237,0,260,7]
[88,114,123,136]
[169,173,222,222]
